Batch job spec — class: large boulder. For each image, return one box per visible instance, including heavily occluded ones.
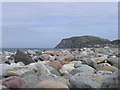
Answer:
[69,73,101,88]
[101,71,119,88]
[14,50,35,65]
[35,80,69,89]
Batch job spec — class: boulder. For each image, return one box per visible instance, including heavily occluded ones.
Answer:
[20,71,39,88]
[69,73,101,88]
[39,54,51,61]
[14,50,35,65]
[96,70,113,75]
[35,80,69,89]
[70,65,95,75]
[59,64,75,75]
[70,61,82,68]
[95,56,107,64]
[7,66,37,76]
[1,76,26,88]
[101,71,119,88]
[49,60,63,70]
[107,57,118,67]
[27,50,35,55]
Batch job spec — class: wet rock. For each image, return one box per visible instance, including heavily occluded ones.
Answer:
[35,80,69,89]
[70,65,95,75]
[101,71,119,88]
[14,50,35,65]
[69,73,100,88]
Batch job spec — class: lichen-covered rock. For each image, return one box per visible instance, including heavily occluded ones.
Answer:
[101,71,118,88]
[35,80,69,89]
[14,50,35,65]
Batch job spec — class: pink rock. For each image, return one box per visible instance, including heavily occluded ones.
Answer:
[1,76,26,88]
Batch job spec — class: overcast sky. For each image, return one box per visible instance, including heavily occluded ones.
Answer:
[2,2,118,48]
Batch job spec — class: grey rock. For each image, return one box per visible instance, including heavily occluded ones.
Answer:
[96,70,113,75]
[107,57,119,67]
[14,50,35,65]
[101,71,119,88]
[70,65,95,75]
[21,71,39,88]
[70,61,82,68]
[69,73,100,88]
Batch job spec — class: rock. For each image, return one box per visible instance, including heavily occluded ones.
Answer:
[49,60,63,70]
[20,71,39,88]
[1,76,26,88]
[96,70,113,75]
[95,56,107,64]
[43,50,55,56]
[70,61,82,68]
[27,50,35,55]
[70,65,95,75]
[81,57,97,68]
[0,64,11,76]
[45,65,60,76]
[35,80,69,89]
[69,73,100,88]
[97,63,111,68]
[38,75,71,88]
[59,64,75,75]
[97,66,118,72]
[7,66,37,76]
[14,50,35,65]
[39,54,51,61]
[101,71,119,88]
[107,57,118,67]
[29,62,51,76]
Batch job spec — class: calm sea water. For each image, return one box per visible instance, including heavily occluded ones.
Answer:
[2,48,54,52]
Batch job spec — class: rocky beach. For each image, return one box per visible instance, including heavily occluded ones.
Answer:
[0,46,119,89]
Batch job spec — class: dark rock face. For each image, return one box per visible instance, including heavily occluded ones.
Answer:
[14,50,35,65]
[55,36,111,48]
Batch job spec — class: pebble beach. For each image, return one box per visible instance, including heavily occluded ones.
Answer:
[0,47,119,89]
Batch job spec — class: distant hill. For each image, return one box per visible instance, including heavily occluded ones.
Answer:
[55,35,111,48]
[111,39,120,45]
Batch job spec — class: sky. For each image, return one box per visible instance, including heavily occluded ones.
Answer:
[2,2,118,48]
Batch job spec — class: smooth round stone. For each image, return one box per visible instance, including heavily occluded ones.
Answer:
[69,73,101,88]
[35,80,69,89]
[1,76,26,88]
[101,71,118,88]
[70,65,95,75]
[39,54,51,61]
